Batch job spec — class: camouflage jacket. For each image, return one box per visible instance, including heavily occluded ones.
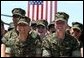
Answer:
[2,29,42,57]
[42,33,79,57]
[10,33,41,57]
[2,29,18,46]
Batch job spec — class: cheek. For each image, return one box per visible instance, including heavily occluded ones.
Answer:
[25,26,30,32]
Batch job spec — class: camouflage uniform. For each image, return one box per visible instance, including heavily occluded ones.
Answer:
[2,16,42,57]
[12,16,41,57]
[10,33,41,57]
[35,20,49,56]
[1,8,26,55]
[71,22,83,57]
[42,33,79,57]
[42,12,79,57]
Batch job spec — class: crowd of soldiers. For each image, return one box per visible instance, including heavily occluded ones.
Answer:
[1,8,83,57]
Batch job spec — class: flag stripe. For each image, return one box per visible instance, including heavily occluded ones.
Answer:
[41,4,43,19]
[27,2,29,17]
[32,5,34,21]
[50,1,52,23]
[46,1,48,21]
[54,1,57,21]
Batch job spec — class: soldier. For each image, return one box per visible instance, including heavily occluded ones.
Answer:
[29,21,38,39]
[36,20,48,40]
[33,20,48,57]
[1,8,26,57]
[10,16,41,57]
[70,22,83,57]
[48,21,55,34]
[42,12,79,57]
[1,20,7,38]
[1,20,7,57]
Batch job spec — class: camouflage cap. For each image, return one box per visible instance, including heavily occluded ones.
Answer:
[18,16,31,25]
[12,8,26,16]
[37,20,48,27]
[31,21,37,26]
[72,22,83,32]
[55,12,69,22]
[48,21,55,28]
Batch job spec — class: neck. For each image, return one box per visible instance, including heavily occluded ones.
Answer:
[19,33,29,42]
[56,31,65,39]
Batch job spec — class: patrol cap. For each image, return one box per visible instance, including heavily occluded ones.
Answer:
[12,8,26,16]
[55,12,69,23]
[72,22,83,32]
[18,16,31,25]
[31,21,37,27]
[48,21,55,29]
[37,20,48,27]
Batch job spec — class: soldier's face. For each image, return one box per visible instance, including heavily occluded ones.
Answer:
[37,25,46,33]
[55,20,67,32]
[17,23,30,34]
[70,28,81,39]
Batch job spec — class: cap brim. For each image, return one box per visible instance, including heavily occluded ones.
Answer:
[18,21,28,25]
[72,27,81,31]
[37,23,45,27]
[55,18,66,22]
[13,13,22,16]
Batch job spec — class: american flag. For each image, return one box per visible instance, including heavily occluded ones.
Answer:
[27,1,57,23]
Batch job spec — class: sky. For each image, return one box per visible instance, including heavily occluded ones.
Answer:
[1,1,83,30]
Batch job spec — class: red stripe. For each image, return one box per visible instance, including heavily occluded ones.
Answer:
[46,1,48,20]
[50,1,52,23]
[37,5,39,20]
[41,4,43,19]
[56,1,57,13]
[54,1,57,20]
[32,5,34,21]
[27,2,30,17]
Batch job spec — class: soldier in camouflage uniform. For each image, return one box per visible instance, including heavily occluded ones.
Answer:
[1,8,26,57]
[10,16,41,57]
[70,22,83,57]
[42,12,79,57]
[30,20,48,57]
